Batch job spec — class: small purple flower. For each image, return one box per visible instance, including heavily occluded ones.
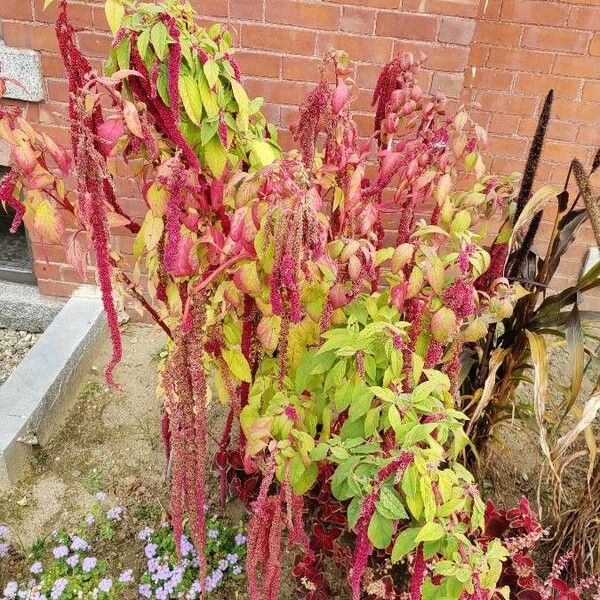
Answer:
[0,525,8,538]
[3,581,18,598]
[106,506,124,521]
[84,514,95,526]
[95,492,107,502]
[218,559,228,571]
[70,536,89,551]
[98,578,112,593]
[52,545,69,559]
[155,588,168,600]
[30,561,43,575]
[147,557,159,572]
[50,577,67,600]
[233,565,242,575]
[145,542,158,558]
[180,535,194,557]
[138,527,154,541]
[118,569,134,583]
[207,529,219,539]
[82,556,97,573]
[66,554,79,568]
[227,553,239,564]
[234,533,247,545]
[0,542,10,557]
[138,583,152,598]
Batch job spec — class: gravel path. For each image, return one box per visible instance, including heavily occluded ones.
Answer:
[0,328,40,385]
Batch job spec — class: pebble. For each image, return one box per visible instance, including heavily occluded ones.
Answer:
[0,328,40,385]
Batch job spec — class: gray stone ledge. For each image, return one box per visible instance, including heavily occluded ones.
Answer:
[0,285,107,488]
[0,40,45,102]
[0,281,65,333]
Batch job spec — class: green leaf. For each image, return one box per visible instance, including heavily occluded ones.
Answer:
[222,349,252,383]
[250,139,279,168]
[105,0,125,35]
[368,511,393,550]
[203,59,220,89]
[201,118,219,147]
[377,487,408,520]
[231,79,250,133]
[150,21,169,61]
[415,522,445,543]
[198,69,219,117]
[204,135,227,178]
[420,475,437,522]
[179,71,203,126]
[347,496,361,530]
[137,28,151,59]
[391,527,419,562]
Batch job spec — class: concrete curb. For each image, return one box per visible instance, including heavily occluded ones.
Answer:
[0,286,107,488]
[0,281,65,333]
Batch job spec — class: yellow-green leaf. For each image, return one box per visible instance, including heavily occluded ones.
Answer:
[150,21,169,61]
[198,70,218,117]
[179,72,203,126]
[204,135,227,178]
[222,349,252,383]
[105,0,125,36]
[33,198,62,244]
[251,139,279,168]
[231,79,249,133]
[203,59,220,89]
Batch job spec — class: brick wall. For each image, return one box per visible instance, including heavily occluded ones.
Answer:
[0,0,599,304]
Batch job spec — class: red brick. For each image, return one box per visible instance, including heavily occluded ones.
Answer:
[488,113,520,135]
[582,81,600,103]
[188,0,228,17]
[2,22,59,53]
[33,0,93,26]
[576,125,600,146]
[477,0,501,19]
[31,243,66,263]
[41,54,67,78]
[438,17,475,46]
[376,12,439,42]
[393,41,469,71]
[46,79,69,103]
[244,77,313,105]
[554,99,600,124]
[265,1,340,30]
[590,34,600,56]
[488,135,526,158]
[318,32,392,63]
[236,51,281,78]
[242,23,316,55]
[464,67,513,91]
[402,0,478,18]
[341,7,376,34]
[430,71,464,98]
[77,31,113,57]
[553,55,600,79]
[501,0,569,26]
[518,118,578,143]
[230,0,264,20]
[282,56,326,82]
[514,73,581,99]
[37,280,79,298]
[34,261,63,282]
[472,21,522,46]
[468,45,488,67]
[487,47,554,74]
[543,141,588,164]
[0,2,33,20]
[328,0,399,8]
[476,91,538,116]
[522,27,589,54]
[568,6,600,29]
